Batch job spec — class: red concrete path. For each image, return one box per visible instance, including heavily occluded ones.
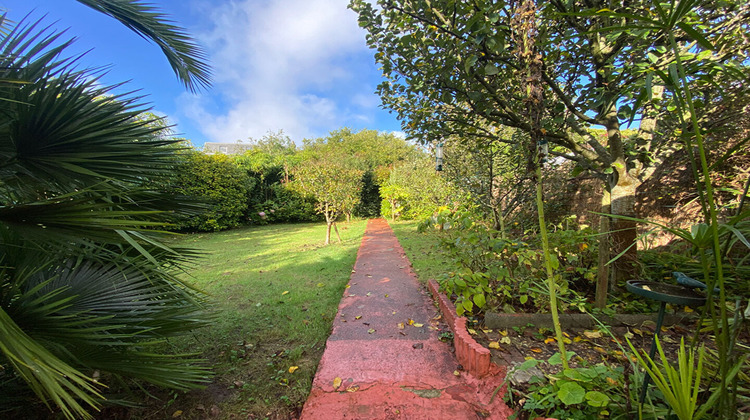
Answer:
[300,219,512,420]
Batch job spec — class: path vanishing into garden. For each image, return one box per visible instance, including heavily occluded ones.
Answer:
[300,218,512,419]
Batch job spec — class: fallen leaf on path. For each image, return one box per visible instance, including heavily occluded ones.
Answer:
[499,329,508,336]
[488,341,500,349]
[453,370,461,376]
[398,323,405,329]
[530,347,542,353]
[408,319,415,325]
[172,410,183,418]
[333,377,342,389]
[385,294,389,298]
[282,291,289,295]
[346,385,360,392]
[355,315,362,320]
[428,326,438,330]
[288,366,299,373]
[544,337,556,344]
[500,336,512,345]
[413,323,424,328]
[368,328,376,334]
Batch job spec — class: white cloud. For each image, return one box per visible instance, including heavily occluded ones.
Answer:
[183,0,379,143]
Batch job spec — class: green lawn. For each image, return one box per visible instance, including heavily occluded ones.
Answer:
[109,220,366,420]
[388,219,452,284]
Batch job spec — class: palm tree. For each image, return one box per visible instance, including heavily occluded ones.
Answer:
[0,3,213,418]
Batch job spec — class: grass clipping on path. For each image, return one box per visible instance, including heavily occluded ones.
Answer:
[142,221,367,419]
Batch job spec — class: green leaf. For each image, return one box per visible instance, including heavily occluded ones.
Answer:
[548,351,576,365]
[557,381,585,405]
[473,293,486,308]
[585,390,610,407]
[461,299,474,312]
[484,63,499,75]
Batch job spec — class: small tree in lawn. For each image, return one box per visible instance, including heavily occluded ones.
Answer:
[292,158,363,245]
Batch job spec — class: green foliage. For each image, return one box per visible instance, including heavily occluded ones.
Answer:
[380,156,457,220]
[171,152,253,232]
[429,208,598,315]
[628,337,708,420]
[0,14,210,419]
[510,354,629,419]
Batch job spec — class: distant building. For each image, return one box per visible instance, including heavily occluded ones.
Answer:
[203,142,254,155]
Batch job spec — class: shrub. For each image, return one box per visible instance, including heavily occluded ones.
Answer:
[172,152,253,231]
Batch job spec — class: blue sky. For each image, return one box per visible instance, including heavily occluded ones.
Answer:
[3,0,403,148]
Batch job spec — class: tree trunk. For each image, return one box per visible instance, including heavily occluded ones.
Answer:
[324,203,332,245]
[333,222,342,243]
[603,105,640,286]
[595,187,611,308]
[325,221,332,245]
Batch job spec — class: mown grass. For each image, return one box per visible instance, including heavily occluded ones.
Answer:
[102,220,366,420]
[387,219,452,284]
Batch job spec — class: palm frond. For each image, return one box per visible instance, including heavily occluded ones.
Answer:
[75,0,212,92]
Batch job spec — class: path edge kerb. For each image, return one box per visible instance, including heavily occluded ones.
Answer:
[428,279,494,378]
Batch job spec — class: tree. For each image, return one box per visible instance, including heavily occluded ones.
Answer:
[350,0,750,292]
[291,157,363,245]
[380,155,457,220]
[303,128,416,218]
[0,4,213,418]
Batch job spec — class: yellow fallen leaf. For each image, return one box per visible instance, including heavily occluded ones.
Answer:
[500,336,512,345]
[398,323,405,329]
[408,319,415,325]
[544,337,556,344]
[468,328,477,335]
[453,370,461,376]
[385,294,389,297]
[346,385,360,392]
[368,328,376,334]
[499,329,508,336]
[583,330,602,339]
[333,377,342,389]
[172,410,183,418]
[594,347,608,354]
[413,323,424,328]
[317,283,325,288]
[288,366,299,374]
[488,341,500,349]
[482,329,493,333]
[563,338,572,344]
[684,306,693,313]
[563,332,570,338]
[530,347,542,353]
[282,291,289,295]
[355,315,362,320]
[573,336,583,342]
[346,284,351,288]
[632,328,643,336]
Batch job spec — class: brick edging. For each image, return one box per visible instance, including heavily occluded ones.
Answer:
[428,279,492,378]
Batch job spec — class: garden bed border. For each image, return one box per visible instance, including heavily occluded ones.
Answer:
[427,279,494,378]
